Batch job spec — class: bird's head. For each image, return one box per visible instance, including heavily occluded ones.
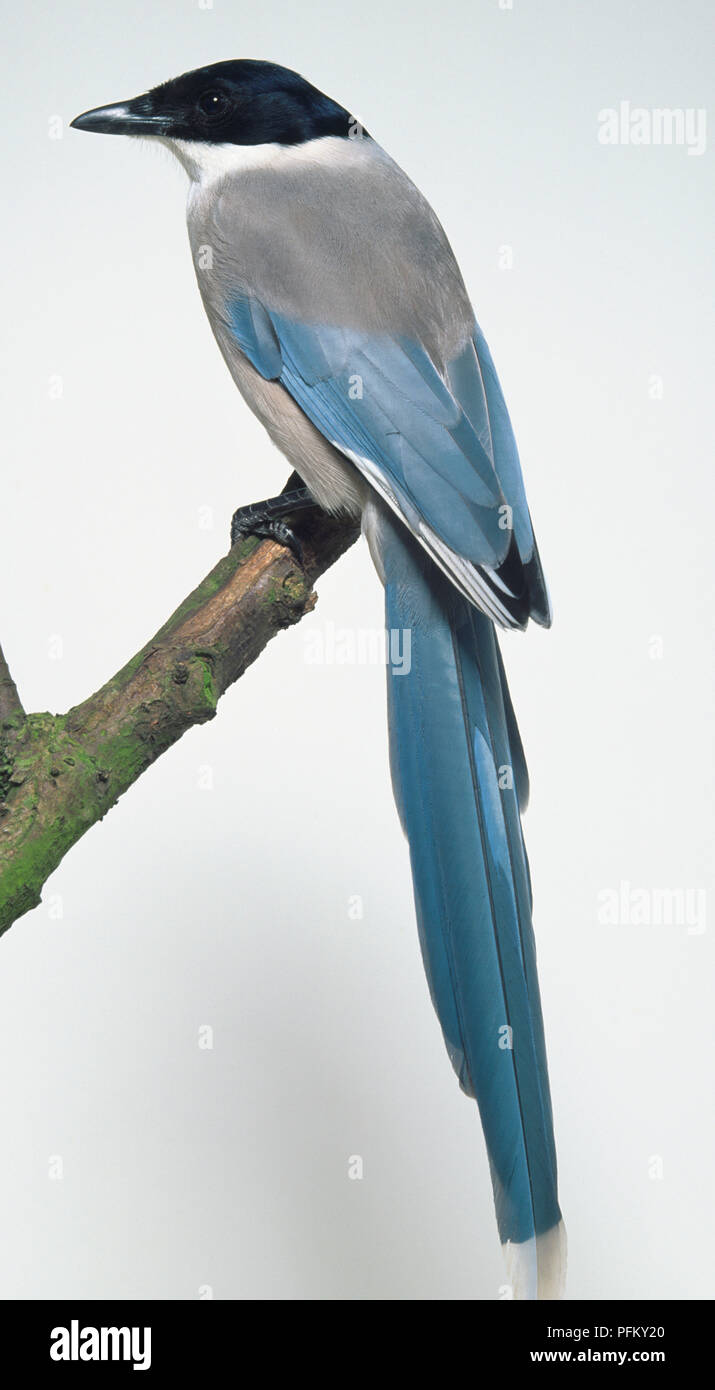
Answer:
[71,59,361,150]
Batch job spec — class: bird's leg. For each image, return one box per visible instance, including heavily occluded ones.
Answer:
[230,473,320,565]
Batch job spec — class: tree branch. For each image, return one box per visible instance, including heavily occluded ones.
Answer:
[0,643,24,722]
[0,508,359,936]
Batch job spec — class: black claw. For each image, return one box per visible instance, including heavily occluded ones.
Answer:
[230,484,319,564]
[231,514,305,565]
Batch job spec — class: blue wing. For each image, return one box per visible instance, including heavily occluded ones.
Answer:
[226,296,550,629]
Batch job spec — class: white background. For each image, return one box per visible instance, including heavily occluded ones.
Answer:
[0,0,712,1299]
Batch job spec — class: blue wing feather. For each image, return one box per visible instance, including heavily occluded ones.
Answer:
[225,293,548,626]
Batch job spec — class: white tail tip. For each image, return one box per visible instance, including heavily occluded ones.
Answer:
[503,1220,567,1300]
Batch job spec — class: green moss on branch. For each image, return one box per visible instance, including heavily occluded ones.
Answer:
[0,508,358,937]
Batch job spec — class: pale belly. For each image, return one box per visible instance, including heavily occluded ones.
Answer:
[213,320,368,518]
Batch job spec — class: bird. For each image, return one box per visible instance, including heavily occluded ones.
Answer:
[71,59,565,1299]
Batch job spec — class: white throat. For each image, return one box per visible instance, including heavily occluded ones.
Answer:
[162,138,285,185]
[162,135,365,192]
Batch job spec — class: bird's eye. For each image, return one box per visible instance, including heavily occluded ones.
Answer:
[197,90,232,122]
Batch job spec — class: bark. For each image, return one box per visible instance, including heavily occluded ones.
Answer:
[0,644,24,722]
[0,511,359,936]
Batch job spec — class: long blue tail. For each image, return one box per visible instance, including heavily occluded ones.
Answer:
[375,508,565,1299]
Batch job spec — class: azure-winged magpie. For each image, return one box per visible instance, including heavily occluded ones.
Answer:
[72,60,565,1299]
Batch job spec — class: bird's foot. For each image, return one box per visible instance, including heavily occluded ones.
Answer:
[230,481,318,566]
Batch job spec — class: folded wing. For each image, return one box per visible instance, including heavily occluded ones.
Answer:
[225,295,550,630]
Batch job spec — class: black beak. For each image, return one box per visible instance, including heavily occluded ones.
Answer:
[70,96,169,137]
